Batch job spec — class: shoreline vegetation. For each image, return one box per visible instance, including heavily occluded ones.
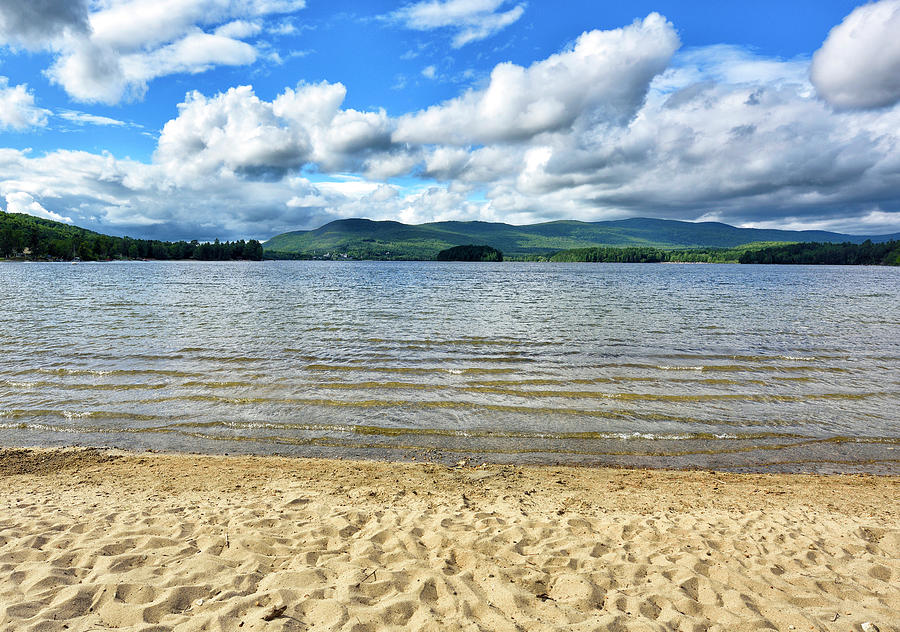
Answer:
[0,210,263,262]
[545,241,900,265]
[3,209,898,264]
[1,447,897,631]
[436,244,503,261]
[211,240,900,266]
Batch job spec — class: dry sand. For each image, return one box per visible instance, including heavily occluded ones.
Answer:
[0,448,897,632]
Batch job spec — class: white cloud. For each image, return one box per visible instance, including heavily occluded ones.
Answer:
[421,65,437,79]
[46,39,131,104]
[273,83,393,170]
[513,63,898,227]
[0,78,50,130]
[86,0,304,51]
[0,147,333,240]
[215,20,263,39]
[3,191,73,223]
[663,45,810,90]
[119,31,258,83]
[154,82,394,184]
[391,0,525,47]
[811,0,900,109]
[1,13,899,239]
[47,28,260,105]
[400,41,900,232]
[269,20,297,35]
[740,210,900,236]
[12,0,306,104]
[57,109,128,127]
[395,14,680,145]
[155,86,310,184]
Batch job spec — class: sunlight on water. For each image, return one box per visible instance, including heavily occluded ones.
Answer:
[1,260,898,473]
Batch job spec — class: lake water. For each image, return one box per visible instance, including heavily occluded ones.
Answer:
[1,261,898,473]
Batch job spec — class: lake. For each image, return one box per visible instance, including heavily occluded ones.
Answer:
[1,260,897,473]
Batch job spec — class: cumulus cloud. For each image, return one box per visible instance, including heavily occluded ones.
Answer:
[501,56,900,228]
[0,78,51,130]
[1,13,899,239]
[3,191,73,223]
[0,0,89,49]
[395,14,680,144]
[811,0,900,109]
[391,0,525,47]
[401,42,900,232]
[6,0,306,104]
[0,147,331,240]
[154,82,394,184]
[155,86,311,183]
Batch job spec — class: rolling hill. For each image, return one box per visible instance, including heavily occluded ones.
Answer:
[0,210,262,261]
[263,217,900,260]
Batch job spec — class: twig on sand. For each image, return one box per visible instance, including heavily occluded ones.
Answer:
[262,605,287,621]
[355,569,377,587]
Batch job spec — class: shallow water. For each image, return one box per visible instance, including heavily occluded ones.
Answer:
[1,260,898,473]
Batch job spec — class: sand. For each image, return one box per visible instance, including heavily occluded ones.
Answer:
[0,449,897,632]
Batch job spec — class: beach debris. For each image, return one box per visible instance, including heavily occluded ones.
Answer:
[861,623,880,632]
[355,569,377,587]
[456,459,468,468]
[261,605,286,621]
[831,613,839,622]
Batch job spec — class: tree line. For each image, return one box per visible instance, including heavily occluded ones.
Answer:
[547,241,900,265]
[0,211,263,261]
[737,240,900,265]
[547,246,749,263]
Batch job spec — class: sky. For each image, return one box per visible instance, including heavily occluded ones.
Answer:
[1,0,899,241]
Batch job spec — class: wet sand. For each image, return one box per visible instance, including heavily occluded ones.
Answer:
[0,448,897,631]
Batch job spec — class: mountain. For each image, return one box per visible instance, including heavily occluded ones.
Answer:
[263,217,900,260]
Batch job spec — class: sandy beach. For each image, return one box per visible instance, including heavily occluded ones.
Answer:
[0,449,897,632]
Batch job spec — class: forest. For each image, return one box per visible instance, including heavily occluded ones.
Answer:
[436,244,503,261]
[548,245,757,263]
[0,211,263,261]
[547,241,900,265]
[737,240,900,265]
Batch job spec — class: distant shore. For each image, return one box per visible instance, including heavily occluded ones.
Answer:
[2,448,897,631]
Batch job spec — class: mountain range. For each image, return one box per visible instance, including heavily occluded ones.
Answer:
[263,217,900,260]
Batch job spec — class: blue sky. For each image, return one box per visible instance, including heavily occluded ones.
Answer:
[1,0,899,240]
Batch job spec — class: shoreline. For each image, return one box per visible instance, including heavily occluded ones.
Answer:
[2,435,896,476]
[2,447,897,631]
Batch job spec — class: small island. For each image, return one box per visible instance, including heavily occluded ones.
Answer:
[436,244,503,262]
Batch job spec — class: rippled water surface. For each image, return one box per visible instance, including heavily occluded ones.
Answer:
[1,261,898,472]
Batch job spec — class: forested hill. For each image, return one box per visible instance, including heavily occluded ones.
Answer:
[263,217,900,260]
[0,211,263,261]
